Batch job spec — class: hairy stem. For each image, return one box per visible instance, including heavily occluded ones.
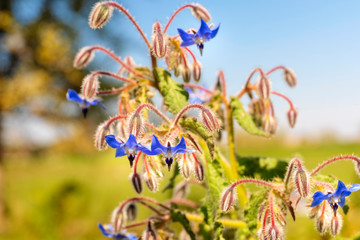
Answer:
[163,4,196,33]
[310,155,360,176]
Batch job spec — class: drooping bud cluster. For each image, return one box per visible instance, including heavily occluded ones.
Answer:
[88,1,114,29]
[257,195,286,240]
[73,46,95,69]
[151,22,168,58]
[190,3,211,22]
[94,121,110,150]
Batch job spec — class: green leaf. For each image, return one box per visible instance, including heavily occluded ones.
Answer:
[230,97,268,136]
[180,117,215,159]
[198,143,229,239]
[153,68,189,114]
[244,189,268,232]
[170,210,196,240]
[236,155,288,180]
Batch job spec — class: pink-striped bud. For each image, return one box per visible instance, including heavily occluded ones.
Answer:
[111,206,126,231]
[173,181,189,199]
[315,214,328,234]
[220,187,236,212]
[194,159,204,182]
[151,22,167,58]
[201,108,220,132]
[130,172,142,194]
[81,74,99,99]
[287,107,297,128]
[143,170,159,192]
[265,224,283,240]
[179,154,193,179]
[73,46,95,69]
[181,65,192,83]
[330,215,342,236]
[294,168,310,198]
[248,99,266,126]
[94,122,110,151]
[142,222,157,240]
[257,77,271,99]
[125,202,137,221]
[262,115,277,135]
[190,3,211,22]
[283,68,297,87]
[88,1,114,29]
[354,161,360,177]
[128,113,143,137]
[192,61,202,82]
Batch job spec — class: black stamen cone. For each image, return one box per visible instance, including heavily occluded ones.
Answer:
[198,43,204,56]
[128,154,135,167]
[165,157,173,171]
[332,203,338,216]
[82,108,88,118]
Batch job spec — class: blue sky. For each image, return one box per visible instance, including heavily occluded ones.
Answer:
[10,0,360,141]
[109,0,360,139]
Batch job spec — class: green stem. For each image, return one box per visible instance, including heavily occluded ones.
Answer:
[226,103,248,208]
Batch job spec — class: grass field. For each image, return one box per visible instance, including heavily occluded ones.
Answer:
[2,135,360,240]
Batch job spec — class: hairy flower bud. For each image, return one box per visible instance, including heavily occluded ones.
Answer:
[89,1,114,29]
[283,68,297,87]
[151,22,167,58]
[315,214,328,234]
[130,172,142,194]
[294,168,310,198]
[287,107,297,128]
[190,3,211,22]
[173,181,189,199]
[111,206,126,231]
[192,61,202,82]
[144,170,159,192]
[142,222,157,240]
[179,154,193,179]
[73,46,95,69]
[330,215,342,236]
[262,115,277,135]
[248,99,266,126]
[81,74,99,99]
[118,56,136,76]
[128,113,143,137]
[220,187,236,212]
[265,224,283,240]
[354,160,360,177]
[201,108,220,132]
[257,76,271,99]
[125,202,137,221]
[194,159,204,182]
[94,122,110,151]
[181,65,192,83]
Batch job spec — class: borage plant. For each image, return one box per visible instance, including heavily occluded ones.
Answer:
[67,2,360,239]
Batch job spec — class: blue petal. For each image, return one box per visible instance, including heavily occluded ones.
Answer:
[209,24,220,39]
[175,149,196,154]
[105,135,122,148]
[125,134,138,150]
[150,135,167,153]
[334,180,348,198]
[177,28,195,42]
[67,89,83,104]
[339,195,347,208]
[171,137,187,154]
[349,184,360,192]
[180,39,196,47]
[115,147,126,157]
[88,99,106,109]
[98,223,131,239]
[138,145,160,156]
[197,19,211,38]
[311,191,329,207]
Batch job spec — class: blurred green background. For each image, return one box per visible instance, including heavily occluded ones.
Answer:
[1,0,360,239]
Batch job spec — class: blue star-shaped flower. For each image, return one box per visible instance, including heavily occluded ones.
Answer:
[98,223,138,240]
[150,135,196,171]
[177,19,220,55]
[185,86,211,104]
[311,180,360,215]
[105,134,153,167]
[66,89,105,118]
